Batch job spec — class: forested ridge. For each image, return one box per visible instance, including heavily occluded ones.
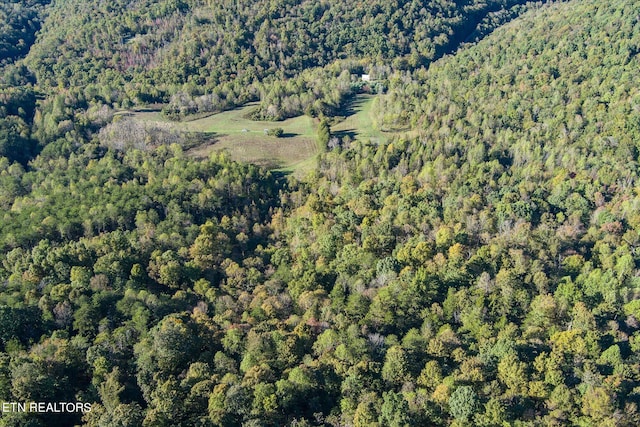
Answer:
[23,0,525,105]
[1,0,640,426]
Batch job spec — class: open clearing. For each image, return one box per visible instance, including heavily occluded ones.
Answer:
[124,103,318,176]
[122,95,394,177]
[331,94,391,144]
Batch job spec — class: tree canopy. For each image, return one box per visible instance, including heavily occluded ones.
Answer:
[0,0,639,426]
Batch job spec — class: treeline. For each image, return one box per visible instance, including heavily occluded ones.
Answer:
[163,60,386,121]
[0,143,278,252]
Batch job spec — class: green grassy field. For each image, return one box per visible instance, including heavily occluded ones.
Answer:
[124,95,394,177]
[126,104,319,177]
[331,94,391,144]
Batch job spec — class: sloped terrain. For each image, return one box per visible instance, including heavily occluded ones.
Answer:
[0,1,639,426]
[24,0,529,104]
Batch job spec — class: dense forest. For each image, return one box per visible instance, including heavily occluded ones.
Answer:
[1,0,640,426]
[24,0,524,104]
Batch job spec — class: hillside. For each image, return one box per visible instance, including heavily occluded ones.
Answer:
[0,0,50,66]
[1,0,541,167]
[24,0,528,104]
[292,0,640,424]
[0,0,639,426]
